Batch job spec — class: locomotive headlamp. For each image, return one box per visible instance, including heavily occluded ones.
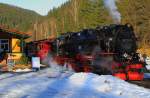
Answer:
[123,53,128,58]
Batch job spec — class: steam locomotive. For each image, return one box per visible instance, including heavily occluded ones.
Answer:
[26,24,144,80]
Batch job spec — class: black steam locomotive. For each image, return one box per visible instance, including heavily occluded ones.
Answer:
[26,24,144,80]
[55,24,137,62]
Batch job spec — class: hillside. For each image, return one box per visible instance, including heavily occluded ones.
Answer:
[118,0,150,54]
[46,0,112,36]
[0,0,150,47]
[44,0,150,47]
[0,3,43,33]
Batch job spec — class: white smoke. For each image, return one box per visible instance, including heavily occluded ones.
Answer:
[44,53,74,77]
[103,0,121,23]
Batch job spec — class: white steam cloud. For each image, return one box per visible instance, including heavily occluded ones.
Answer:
[103,0,121,23]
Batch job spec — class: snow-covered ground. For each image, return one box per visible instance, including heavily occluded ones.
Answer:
[144,73,150,79]
[0,67,149,98]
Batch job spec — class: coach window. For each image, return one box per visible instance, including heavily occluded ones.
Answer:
[0,39,9,51]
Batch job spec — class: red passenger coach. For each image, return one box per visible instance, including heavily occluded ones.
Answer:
[37,42,51,60]
[26,39,53,61]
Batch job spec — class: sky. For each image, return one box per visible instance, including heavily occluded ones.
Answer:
[0,0,69,16]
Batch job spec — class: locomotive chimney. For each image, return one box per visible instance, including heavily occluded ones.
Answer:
[103,0,121,24]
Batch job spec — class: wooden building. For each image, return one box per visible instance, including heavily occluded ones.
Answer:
[0,26,30,71]
[0,26,30,53]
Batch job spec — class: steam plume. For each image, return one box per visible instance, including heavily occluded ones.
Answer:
[103,0,121,23]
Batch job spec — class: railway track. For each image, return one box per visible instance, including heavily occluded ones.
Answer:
[129,79,150,89]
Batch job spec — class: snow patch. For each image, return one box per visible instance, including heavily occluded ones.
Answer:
[144,73,150,79]
[13,68,32,72]
[0,69,149,98]
[69,73,88,86]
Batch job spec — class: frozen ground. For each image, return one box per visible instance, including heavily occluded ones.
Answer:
[0,67,149,98]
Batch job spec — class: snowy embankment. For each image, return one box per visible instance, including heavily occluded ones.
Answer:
[0,67,149,98]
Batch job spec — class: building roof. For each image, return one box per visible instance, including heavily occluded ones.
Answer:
[0,25,30,39]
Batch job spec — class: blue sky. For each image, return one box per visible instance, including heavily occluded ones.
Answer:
[0,0,69,16]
